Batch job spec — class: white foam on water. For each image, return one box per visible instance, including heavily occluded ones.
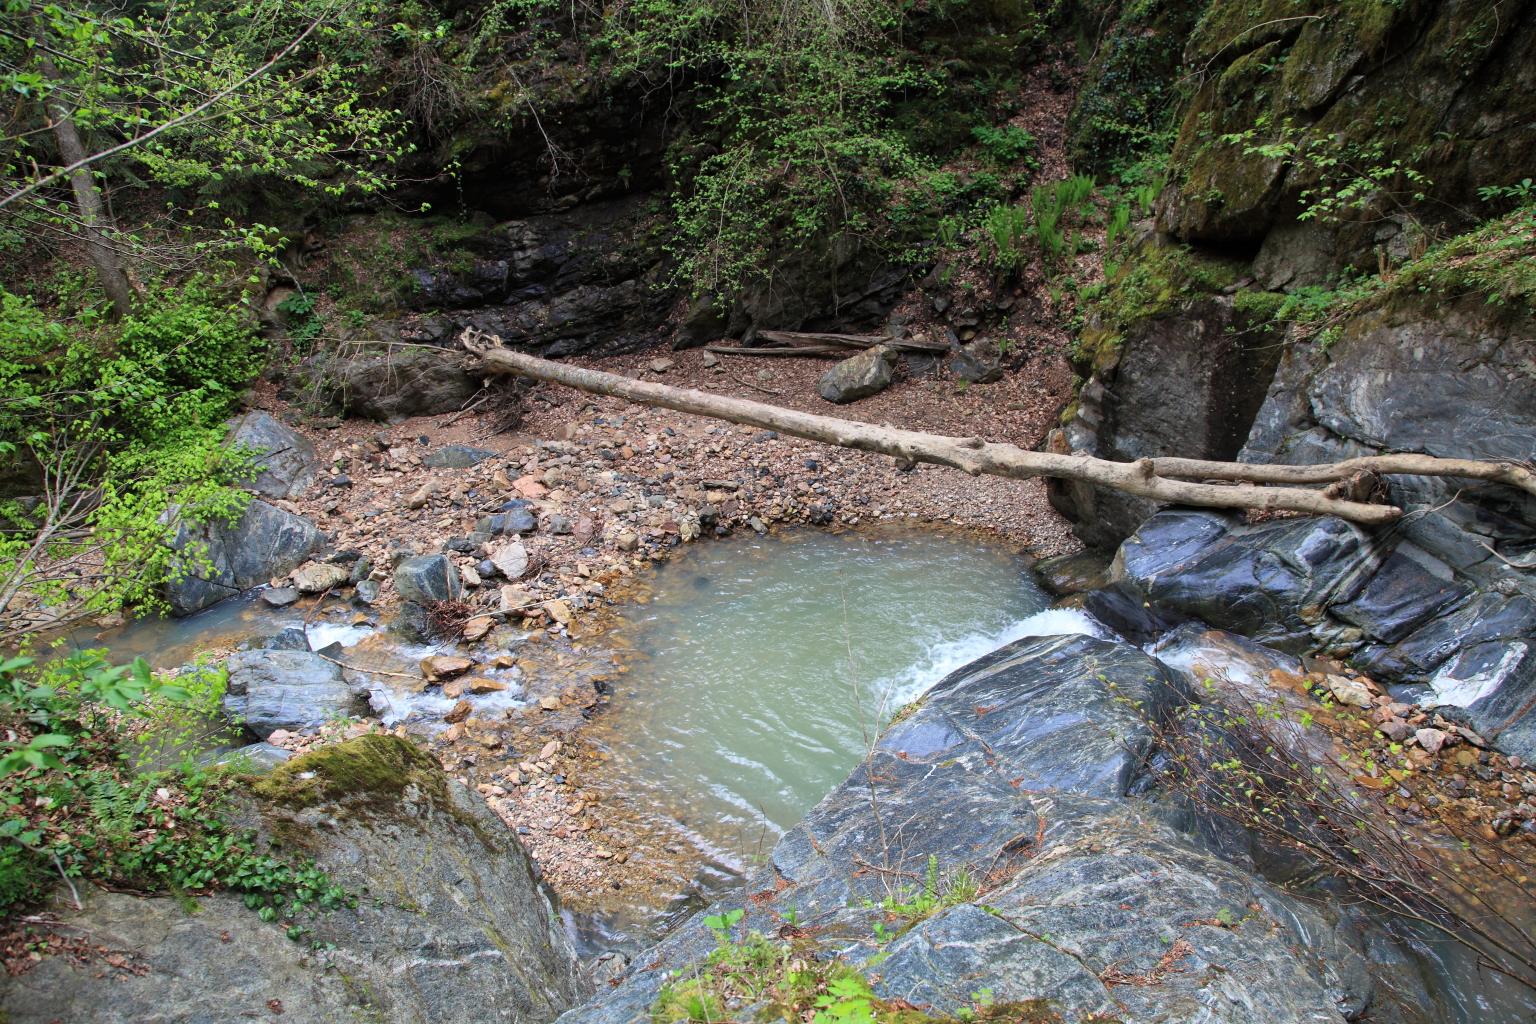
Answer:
[873,606,1108,708]
[366,678,526,728]
[306,621,374,650]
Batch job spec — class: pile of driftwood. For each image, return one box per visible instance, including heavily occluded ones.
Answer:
[460,328,1536,527]
[703,330,946,359]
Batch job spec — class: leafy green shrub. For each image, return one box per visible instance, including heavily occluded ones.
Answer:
[972,123,1039,168]
[653,901,1084,1024]
[0,280,260,634]
[115,281,263,406]
[0,652,351,925]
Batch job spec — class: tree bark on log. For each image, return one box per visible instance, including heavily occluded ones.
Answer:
[755,330,949,353]
[34,32,135,319]
[462,331,1536,527]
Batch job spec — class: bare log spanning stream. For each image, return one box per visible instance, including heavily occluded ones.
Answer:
[462,329,1536,526]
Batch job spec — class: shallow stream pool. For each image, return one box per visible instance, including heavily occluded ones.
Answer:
[587,526,1051,890]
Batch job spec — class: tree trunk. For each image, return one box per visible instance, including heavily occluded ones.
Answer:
[460,332,1535,526]
[35,43,134,318]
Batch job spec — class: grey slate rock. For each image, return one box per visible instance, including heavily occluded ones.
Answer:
[261,587,300,608]
[948,345,1002,384]
[1355,592,1536,680]
[424,444,497,469]
[223,649,365,738]
[164,501,322,617]
[0,736,586,1024]
[1046,296,1284,547]
[1239,296,1536,595]
[262,627,309,652]
[1115,511,1377,651]
[1331,543,1472,644]
[228,410,319,499]
[393,553,462,606]
[478,509,537,536]
[1074,583,1184,646]
[1461,640,1536,760]
[817,345,896,404]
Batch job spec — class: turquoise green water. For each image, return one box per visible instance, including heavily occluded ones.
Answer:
[592,526,1050,877]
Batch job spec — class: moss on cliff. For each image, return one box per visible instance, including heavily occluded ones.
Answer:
[1074,242,1245,369]
[1066,0,1208,174]
[1161,0,1536,256]
[252,734,449,813]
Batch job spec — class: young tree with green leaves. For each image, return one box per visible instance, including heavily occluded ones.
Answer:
[0,0,410,636]
[1,0,409,306]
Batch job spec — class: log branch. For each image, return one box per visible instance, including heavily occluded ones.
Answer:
[755,330,950,353]
[464,332,1535,524]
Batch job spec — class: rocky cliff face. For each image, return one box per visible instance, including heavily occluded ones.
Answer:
[1159,0,1536,283]
[1050,0,1536,554]
[0,735,587,1024]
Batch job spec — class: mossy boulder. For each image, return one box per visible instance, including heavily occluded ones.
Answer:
[1,735,588,1024]
[1051,241,1280,547]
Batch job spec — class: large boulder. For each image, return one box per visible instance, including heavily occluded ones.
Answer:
[227,410,319,499]
[320,340,484,421]
[224,649,366,737]
[817,345,896,404]
[165,500,322,616]
[1047,287,1282,548]
[1241,294,1536,588]
[1112,510,1377,652]
[0,735,587,1023]
[555,633,1380,1024]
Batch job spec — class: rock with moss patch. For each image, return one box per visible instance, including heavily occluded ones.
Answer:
[0,735,587,1024]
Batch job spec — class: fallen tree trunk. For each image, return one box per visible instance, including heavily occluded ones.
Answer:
[462,331,1536,526]
[705,344,850,358]
[755,330,949,353]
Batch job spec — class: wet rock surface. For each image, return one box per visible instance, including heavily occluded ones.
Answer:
[1241,296,1536,593]
[1113,510,1536,759]
[224,649,367,738]
[555,634,1370,1024]
[164,500,322,616]
[0,735,587,1024]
